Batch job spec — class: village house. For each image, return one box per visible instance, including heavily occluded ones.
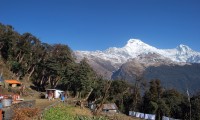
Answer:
[102,103,118,113]
[46,89,64,99]
[4,80,21,88]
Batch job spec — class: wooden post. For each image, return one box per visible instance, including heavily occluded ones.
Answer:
[0,109,2,120]
[187,89,191,120]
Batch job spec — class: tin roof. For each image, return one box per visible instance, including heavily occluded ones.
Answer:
[5,80,21,84]
[46,89,64,92]
[102,103,118,110]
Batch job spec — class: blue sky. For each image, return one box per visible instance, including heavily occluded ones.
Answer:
[1,0,200,51]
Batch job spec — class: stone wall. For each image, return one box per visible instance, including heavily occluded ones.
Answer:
[2,100,35,120]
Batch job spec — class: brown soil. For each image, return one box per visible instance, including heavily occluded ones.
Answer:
[35,98,60,110]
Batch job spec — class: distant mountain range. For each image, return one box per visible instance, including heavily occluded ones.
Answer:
[74,39,200,93]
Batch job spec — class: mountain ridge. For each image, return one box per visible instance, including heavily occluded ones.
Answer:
[75,39,200,65]
[74,39,200,92]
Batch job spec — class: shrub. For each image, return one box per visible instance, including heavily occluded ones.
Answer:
[13,107,40,120]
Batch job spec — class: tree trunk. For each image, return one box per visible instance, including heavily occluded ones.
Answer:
[133,83,138,110]
[16,51,21,60]
[51,77,60,89]
[75,92,79,98]
[27,66,35,81]
[94,80,112,115]
[26,65,32,72]
[84,88,93,101]
[0,44,3,50]
[39,76,44,87]
[1,68,3,76]
[19,54,24,63]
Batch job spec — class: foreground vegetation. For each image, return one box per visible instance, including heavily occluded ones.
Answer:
[42,104,108,120]
[1,22,200,120]
[42,103,139,120]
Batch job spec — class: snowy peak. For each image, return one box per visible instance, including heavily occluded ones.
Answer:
[122,39,158,56]
[176,44,192,53]
[126,39,146,46]
[124,39,154,50]
[75,39,200,65]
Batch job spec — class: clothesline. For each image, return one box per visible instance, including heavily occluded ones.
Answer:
[129,111,155,120]
[162,116,181,120]
[129,111,181,120]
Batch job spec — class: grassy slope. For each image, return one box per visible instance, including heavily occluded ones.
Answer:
[42,102,141,120]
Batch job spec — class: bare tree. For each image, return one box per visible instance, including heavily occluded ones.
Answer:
[93,80,112,115]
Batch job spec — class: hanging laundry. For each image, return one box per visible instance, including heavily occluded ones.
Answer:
[135,112,140,118]
[140,113,145,119]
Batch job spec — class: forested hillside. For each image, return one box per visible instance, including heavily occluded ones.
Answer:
[0,23,98,97]
[1,23,200,120]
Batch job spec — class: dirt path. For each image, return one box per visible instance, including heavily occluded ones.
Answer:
[35,98,60,110]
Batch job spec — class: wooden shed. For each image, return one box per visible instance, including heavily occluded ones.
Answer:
[102,103,118,113]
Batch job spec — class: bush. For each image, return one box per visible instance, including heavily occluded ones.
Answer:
[13,107,40,120]
[42,105,108,120]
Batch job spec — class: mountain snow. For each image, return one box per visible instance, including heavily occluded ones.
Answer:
[75,39,200,66]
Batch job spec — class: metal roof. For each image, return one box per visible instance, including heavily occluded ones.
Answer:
[46,89,64,92]
[102,103,118,110]
[4,80,21,84]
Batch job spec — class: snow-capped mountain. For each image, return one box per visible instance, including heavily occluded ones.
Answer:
[75,39,200,93]
[75,39,200,67]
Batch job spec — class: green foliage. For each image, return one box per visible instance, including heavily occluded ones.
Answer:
[142,79,169,119]
[147,101,158,113]
[88,76,107,102]
[109,80,129,97]
[43,105,108,120]
[191,92,200,120]
[63,58,97,97]
[11,61,21,73]
[108,80,131,112]
[43,106,74,120]
[141,79,195,120]
[162,89,185,118]
[0,22,77,90]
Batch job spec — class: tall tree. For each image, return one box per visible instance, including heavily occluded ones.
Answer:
[67,58,96,98]
[190,92,200,120]
[142,79,169,120]
[108,80,130,112]
[162,89,185,118]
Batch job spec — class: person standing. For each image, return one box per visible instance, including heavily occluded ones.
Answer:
[48,91,53,101]
[61,92,65,103]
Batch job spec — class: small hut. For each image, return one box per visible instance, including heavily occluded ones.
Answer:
[46,89,64,99]
[4,80,21,88]
[102,103,118,113]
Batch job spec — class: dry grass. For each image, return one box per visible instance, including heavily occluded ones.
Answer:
[105,113,142,120]
[34,98,60,110]
[71,105,93,117]
[12,107,40,120]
